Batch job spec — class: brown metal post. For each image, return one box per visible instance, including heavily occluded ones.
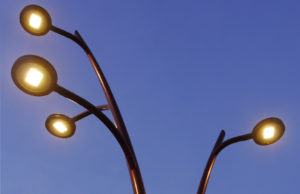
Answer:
[197,132,252,194]
[197,131,225,194]
[51,26,146,194]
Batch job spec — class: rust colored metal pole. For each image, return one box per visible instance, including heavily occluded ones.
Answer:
[51,26,146,194]
[197,130,225,194]
[55,85,133,164]
[55,85,144,193]
[197,132,252,194]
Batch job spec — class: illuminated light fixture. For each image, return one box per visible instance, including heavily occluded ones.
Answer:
[252,117,285,146]
[13,4,288,194]
[11,55,57,96]
[20,4,52,36]
[46,114,76,138]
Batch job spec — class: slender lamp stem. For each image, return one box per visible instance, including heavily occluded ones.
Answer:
[50,25,146,194]
[54,84,145,192]
[197,132,252,194]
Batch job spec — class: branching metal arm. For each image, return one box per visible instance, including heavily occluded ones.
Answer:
[54,85,130,160]
[197,131,252,194]
[72,104,109,122]
[50,26,146,194]
[214,133,252,155]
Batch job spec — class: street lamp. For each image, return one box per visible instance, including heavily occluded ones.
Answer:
[16,4,146,194]
[252,117,285,146]
[11,55,57,96]
[45,105,109,139]
[20,5,52,36]
[12,4,286,194]
[45,114,76,138]
[197,117,285,194]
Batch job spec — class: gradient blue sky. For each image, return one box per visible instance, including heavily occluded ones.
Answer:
[1,0,299,193]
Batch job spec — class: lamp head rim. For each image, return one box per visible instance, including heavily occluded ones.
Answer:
[45,114,76,138]
[11,54,58,96]
[20,4,52,36]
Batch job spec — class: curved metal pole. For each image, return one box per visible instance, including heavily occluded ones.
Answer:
[197,132,252,194]
[51,26,146,194]
[197,130,225,194]
[54,84,145,189]
[54,85,130,160]
[50,25,132,139]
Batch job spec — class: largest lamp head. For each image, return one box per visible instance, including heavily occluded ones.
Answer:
[20,4,52,36]
[11,55,57,96]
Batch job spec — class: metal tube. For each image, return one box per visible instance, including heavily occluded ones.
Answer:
[214,133,252,155]
[72,105,109,122]
[51,26,146,194]
[54,85,131,160]
[54,84,145,194]
[197,130,225,194]
[197,132,252,194]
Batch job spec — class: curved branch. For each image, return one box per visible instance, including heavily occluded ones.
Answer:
[54,84,135,167]
[50,26,87,50]
[214,133,252,155]
[197,132,252,194]
[197,130,225,194]
[72,104,109,122]
[50,25,145,194]
[50,25,134,141]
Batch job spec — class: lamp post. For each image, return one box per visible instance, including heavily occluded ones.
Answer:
[197,117,285,194]
[11,4,286,194]
[15,4,145,194]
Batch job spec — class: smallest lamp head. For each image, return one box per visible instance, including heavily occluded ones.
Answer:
[46,114,76,138]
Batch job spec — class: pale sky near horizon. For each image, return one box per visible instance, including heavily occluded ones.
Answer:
[1,0,300,194]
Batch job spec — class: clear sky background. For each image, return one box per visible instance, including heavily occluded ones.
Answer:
[1,0,299,194]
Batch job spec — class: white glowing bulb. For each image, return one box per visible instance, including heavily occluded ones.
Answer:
[263,126,275,139]
[25,68,44,87]
[29,13,42,29]
[53,121,68,133]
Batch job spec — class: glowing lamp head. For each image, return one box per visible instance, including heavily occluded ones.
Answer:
[252,117,285,146]
[20,4,52,36]
[46,114,76,138]
[11,55,57,96]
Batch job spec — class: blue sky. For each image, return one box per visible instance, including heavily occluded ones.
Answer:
[1,0,299,193]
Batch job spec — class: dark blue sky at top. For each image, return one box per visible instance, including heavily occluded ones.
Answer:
[1,0,299,193]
